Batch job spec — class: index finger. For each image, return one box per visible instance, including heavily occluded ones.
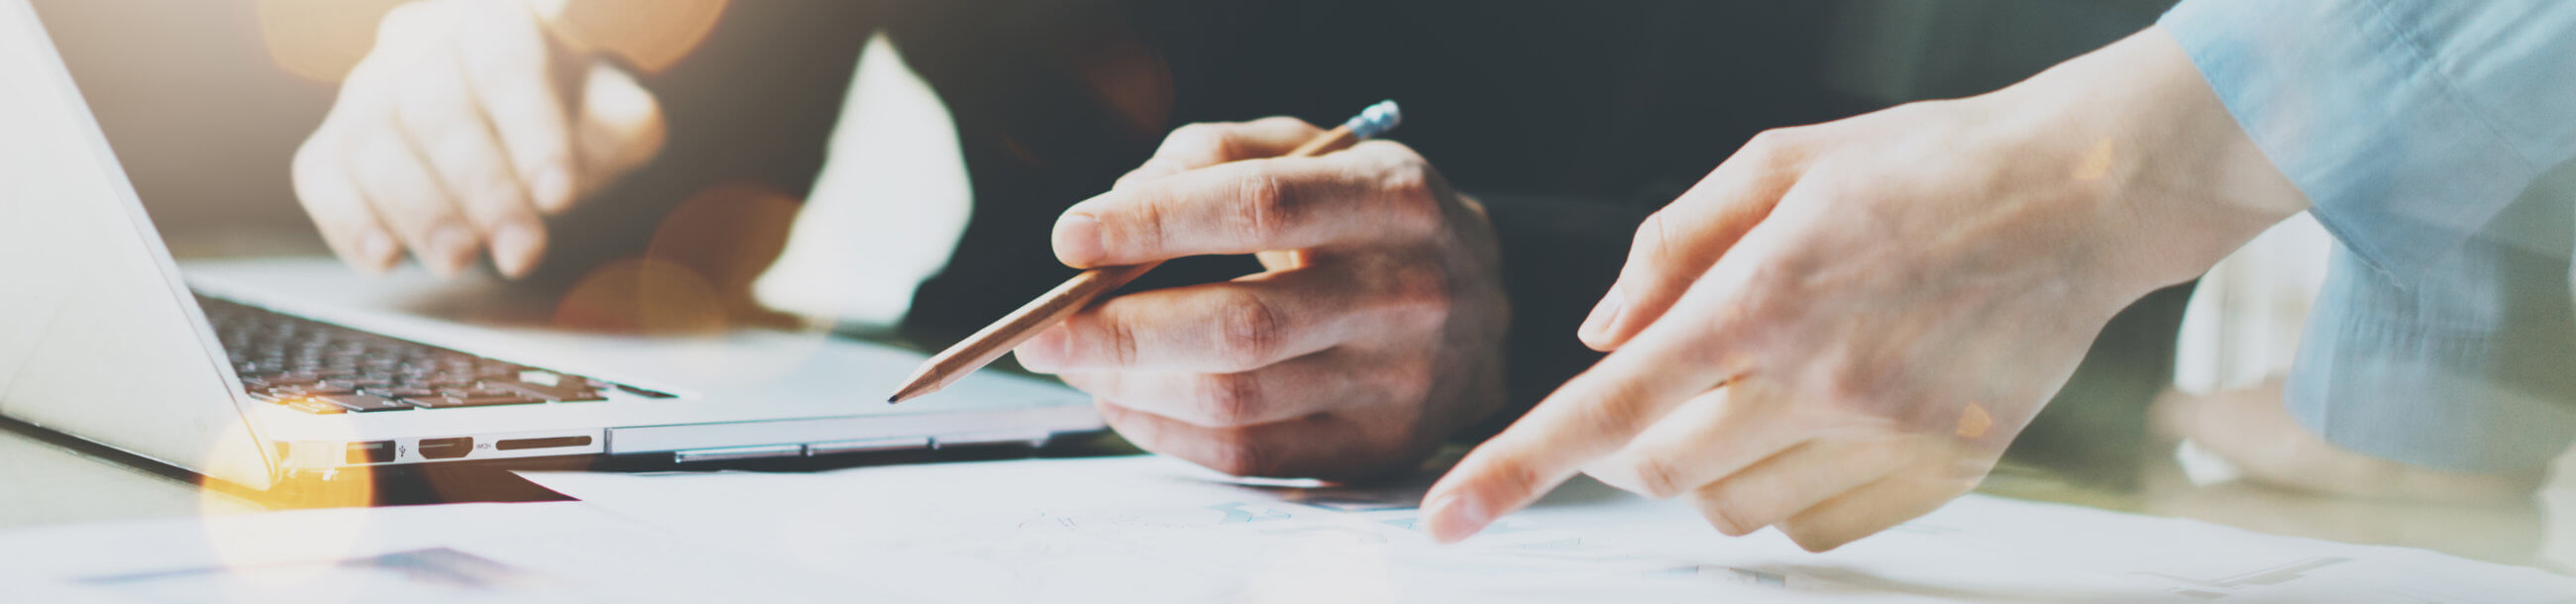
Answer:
[1419,293,1756,544]
[1053,142,1443,267]
[1580,128,1812,352]
[454,0,577,213]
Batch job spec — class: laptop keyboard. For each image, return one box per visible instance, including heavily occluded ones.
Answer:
[199,296,668,414]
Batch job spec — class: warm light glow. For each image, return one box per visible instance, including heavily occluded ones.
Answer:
[551,181,827,385]
[255,0,725,83]
[254,0,407,83]
[647,181,802,326]
[553,256,726,336]
[196,417,376,593]
[1955,401,1993,440]
[2073,138,2116,181]
[550,0,727,74]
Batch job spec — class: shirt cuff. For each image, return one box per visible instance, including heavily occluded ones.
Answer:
[2285,242,2576,473]
[2160,0,2548,288]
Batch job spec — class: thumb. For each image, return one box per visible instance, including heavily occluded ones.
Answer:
[1577,133,1808,352]
[572,59,665,192]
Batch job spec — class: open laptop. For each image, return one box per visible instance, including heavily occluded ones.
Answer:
[0,0,1101,491]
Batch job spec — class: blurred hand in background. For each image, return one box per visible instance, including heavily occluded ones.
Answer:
[291,0,665,278]
[2152,379,2543,505]
[1014,118,1513,481]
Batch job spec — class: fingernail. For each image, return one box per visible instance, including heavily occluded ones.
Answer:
[1577,287,1627,344]
[429,224,477,277]
[1014,328,1067,372]
[358,231,398,272]
[1422,490,1492,544]
[533,165,574,213]
[1053,213,1105,267]
[491,222,544,279]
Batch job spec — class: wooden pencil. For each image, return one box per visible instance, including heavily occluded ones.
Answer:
[888,101,1401,404]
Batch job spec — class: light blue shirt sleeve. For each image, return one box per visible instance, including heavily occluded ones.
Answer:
[2163,0,2576,473]
[2161,0,2576,286]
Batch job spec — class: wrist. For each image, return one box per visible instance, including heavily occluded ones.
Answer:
[1986,26,2308,305]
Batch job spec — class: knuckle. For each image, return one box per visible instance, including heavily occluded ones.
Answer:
[1373,355,1437,415]
[1194,373,1265,427]
[1695,497,1760,537]
[425,127,490,172]
[1818,362,1901,420]
[290,140,335,188]
[1102,316,1142,367]
[1741,127,1806,160]
[376,2,435,35]
[1213,290,1286,368]
[1126,194,1171,255]
[348,134,412,184]
[1375,159,1443,234]
[1384,262,1454,321]
[394,77,466,127]
[1231,171,1292,244]
[1164,123,1231,163]
[1467,449,1549,503]
[454,25,515,72]
[1624,456,1689,499]
[1575,375,1664,438]
[1249,115,1311,131]
[1628,211,1682,270]
[1203,440,1277,477]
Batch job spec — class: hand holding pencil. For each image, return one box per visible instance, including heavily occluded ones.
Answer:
[894,101,1519,480]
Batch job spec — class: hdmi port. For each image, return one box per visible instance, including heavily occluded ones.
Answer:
[417,437,474,459]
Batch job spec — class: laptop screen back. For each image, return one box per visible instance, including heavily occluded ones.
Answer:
[0,0,275,490]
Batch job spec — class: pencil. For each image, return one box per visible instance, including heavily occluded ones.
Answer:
[888,100,1404,404]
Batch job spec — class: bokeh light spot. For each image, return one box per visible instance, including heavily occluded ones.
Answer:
[255,0,407,83]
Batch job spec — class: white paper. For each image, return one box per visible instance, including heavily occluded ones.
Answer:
[523,455,2576,603]
[0,502,856,604]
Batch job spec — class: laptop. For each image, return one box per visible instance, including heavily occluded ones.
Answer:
[0,0,1101,491]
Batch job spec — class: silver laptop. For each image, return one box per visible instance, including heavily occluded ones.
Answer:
[0,0,1100,491]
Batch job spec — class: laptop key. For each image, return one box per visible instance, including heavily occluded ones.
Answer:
[202,296,608,413]
[317,393,414,413]
[322,378,391,390]
[246,372,321,388]
[277,397,345,415]
[410,389,543,408]
[365,386,436,399]
[295,384,359,396]
[490,380,606,402]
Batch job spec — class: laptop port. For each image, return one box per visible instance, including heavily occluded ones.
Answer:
[346,441,395,464]
[417,437,474,459]
[494,436,592,452]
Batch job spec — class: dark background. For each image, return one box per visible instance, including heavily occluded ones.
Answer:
[35,0,2183,485]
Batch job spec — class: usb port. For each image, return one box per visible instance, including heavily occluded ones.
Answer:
[417,437,474,459]
[346,441,395,464]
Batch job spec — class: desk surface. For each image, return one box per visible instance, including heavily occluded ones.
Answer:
[7,418,2573,576]
[0,423,258,530]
